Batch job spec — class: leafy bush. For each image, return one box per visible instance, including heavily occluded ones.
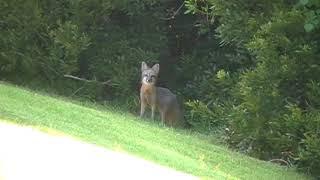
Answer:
[184,0,320,177]
[48,21,91,77]
[0,0,167,100]
[297,111,320,177]
[183,67,239,132]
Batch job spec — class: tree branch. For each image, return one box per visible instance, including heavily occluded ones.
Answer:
[268,159,290,166]
[64,75,112,85]
[160,2,185,20]
[70,86,84,97]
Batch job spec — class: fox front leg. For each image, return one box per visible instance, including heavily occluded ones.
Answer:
[140,101,146,118]
[151,105,156,120]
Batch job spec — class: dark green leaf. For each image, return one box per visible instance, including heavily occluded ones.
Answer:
[304,23,314,32]
[300,0,309,5]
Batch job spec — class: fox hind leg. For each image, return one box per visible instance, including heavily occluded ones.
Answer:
[160,111,166,124]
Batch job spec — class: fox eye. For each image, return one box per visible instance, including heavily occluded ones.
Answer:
[151,75,156,78]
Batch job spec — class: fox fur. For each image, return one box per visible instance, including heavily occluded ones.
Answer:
[139,61,183,126]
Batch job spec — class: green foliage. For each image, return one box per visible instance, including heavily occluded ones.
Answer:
[299,0,320,32]
[0,0,167,99]
[184,0,320,177]
[295,109,320,176]
[175,40,249,133]
[306,81,320,108]
[1,0,46,78]
[185,100,222,131]
[48,21,90,75]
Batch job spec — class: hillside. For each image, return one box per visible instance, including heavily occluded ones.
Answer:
[0,83,310,180]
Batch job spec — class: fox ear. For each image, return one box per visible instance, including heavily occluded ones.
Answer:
[152,63,160,74]
[141,61,148,71]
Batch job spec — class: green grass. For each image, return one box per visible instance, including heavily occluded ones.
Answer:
[0,82,310,180]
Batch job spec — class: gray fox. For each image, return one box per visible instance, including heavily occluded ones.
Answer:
[139,61,183,126]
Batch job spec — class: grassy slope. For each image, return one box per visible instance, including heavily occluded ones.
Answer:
[0,83,310,180]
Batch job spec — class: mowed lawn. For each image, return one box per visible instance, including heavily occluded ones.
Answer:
[0,83,310,180]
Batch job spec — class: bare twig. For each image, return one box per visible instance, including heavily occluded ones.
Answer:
[64,75,112,85]
[269,159,290,166]
[70,86,84,97]
[160,2,185,20]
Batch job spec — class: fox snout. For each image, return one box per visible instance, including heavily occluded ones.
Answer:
[146,78,152,83]
[142,75,155,84]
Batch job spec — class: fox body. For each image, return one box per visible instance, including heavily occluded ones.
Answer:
[140,62,182,126]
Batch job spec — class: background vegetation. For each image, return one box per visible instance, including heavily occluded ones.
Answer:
[1,0,319,177]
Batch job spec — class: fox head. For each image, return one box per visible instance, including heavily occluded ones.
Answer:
[141,61,159,85]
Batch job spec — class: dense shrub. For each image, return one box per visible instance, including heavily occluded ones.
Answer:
[0,0,167,100]
[297,110,320,176]
[184,0,320,176]
[183,69,237,131]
